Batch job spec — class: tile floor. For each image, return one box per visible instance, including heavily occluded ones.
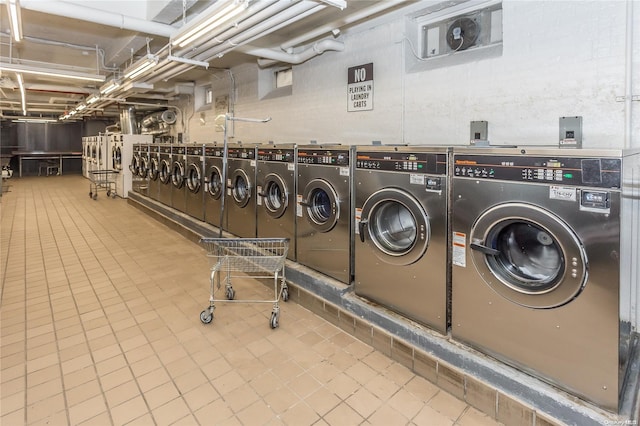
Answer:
[1,176,503,426]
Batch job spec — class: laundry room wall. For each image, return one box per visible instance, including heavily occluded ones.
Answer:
[186,0,638,149]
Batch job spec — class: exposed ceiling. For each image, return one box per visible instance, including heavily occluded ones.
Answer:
[0,0,412,123]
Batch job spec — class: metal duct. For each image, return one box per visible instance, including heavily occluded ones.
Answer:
[141,110,177,135]
[120,107,139,134]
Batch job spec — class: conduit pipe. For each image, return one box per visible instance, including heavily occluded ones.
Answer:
[19,0,175,37]
[280,0,406,50]
[237,39,345,67]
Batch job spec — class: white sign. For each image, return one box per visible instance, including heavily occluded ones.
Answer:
[348,63,373,112]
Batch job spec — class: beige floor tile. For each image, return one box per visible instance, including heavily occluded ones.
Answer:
[323,402,364,426]
[25,366,59,391]
[65,379,103,407]
[367,403,409,425]
[428,391,468,422]
[458,406,503,426]
[412,404,455,426]
[280,401,320,426]
[111,395,150,425]
[144,381,181,409]
[104,380,142,409]
[151,397,191,426]
[303,387,340,416]
[345,387,383,418]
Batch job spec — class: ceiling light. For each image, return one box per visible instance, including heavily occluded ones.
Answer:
[171,0,248,48]
[318,0,346,9]
[123,54,158,79]
[16,73,26,115]
[12,116,58,123]
[167,55,209,69]
[76,104,87,111]
[86,95,100,104]
[100,79,121,95]
[0,63,106,82]
[7,0,22,42]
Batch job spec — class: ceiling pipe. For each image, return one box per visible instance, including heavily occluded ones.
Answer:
[280,0,406,49]
[19,0,175,37]
[238,39,345,67]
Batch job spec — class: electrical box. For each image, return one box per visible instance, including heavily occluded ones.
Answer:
[559,116,582,148]
[470,121,489,145]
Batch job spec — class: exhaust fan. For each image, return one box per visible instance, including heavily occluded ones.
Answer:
[446,17,479,51]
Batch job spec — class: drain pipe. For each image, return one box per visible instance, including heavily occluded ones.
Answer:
[237,39,345,67]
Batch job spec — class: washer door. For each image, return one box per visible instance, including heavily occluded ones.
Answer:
[139,157,149,178]
[359,188,429,266]
[301,179,339,233]
[129,154,140,175]
[186,163,202,193]
[262,173,288,218]
[159,159,171,184]
[171,161,185,188]
[114,146,122,170]
[230,169,251,207]
[470,203,587,308]
[207,166,223,200]
[149,157,159,181]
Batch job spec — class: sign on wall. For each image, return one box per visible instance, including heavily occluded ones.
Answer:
[347,63,373,112]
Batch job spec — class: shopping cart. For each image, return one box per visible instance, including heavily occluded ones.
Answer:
[199,238,289,329]
[89,169,118,200]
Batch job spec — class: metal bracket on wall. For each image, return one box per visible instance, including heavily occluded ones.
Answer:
[615,95,640,102]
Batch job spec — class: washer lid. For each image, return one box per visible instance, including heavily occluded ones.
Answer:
[359,188,429,266]
[470,203,587,308]
[300,178,339,233]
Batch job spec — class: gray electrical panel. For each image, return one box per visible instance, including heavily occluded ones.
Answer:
[559,116,583,148]
[470,121,489,145]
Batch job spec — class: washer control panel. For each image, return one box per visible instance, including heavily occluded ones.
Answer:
[453,154,621,188]
[356,151,447,175]
[298,149,350,165]
[258,148,295,163]
[228,147,255,159]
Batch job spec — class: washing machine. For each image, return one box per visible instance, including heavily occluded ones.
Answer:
[109,134,133,198]
[147,144,161,202]
[131,142,149,196]
[89,136,98,175]
[97,135,109,172]
[225,143,258,237]
[82,137,89,178]
[185,144,205,221]
[170,144,187,213]
[451,146,639,412]
[256,144,297,261]
[354,146,448,333]
[157,143,172,206]
[204,144,225,229]
[297,145,354,284]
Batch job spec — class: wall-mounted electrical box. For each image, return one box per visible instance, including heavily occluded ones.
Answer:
[559,116,583,148]
[470,121,489,145]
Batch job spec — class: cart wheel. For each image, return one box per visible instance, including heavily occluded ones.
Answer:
[200,310,213,324]
[225,287,235,300]
[92,193,98,200]
[111,192,117,199]
[281,287,289,302]
[270,311,279,329]
[106,190,111,197]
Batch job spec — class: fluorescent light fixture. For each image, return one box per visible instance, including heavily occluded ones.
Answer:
[100,79,121,95]
[318,0,346,9]
[123,54,158,79]
[14,117,58,123]
[0,63,106,82]
[76,104,87,111]
[171,0,247,48]
[86,94,100,104]
[16,73,26,115]
[167,55,209,69]
[7,0,22,42]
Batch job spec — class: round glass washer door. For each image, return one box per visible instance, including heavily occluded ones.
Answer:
[149,157,159,181]
[301,179,339,233]
[360,188,429,266]
[230,169,251,207]
[470,203,587,309]
[186,163,202,193]
[129,155,140,175]
[139,156,149,178]
[207,166,223,199]
[159,159,171,184]
[171,161,185,188]
[262,174,288,218]
[113,146,122,170]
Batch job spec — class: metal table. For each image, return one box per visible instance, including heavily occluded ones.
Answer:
[11,151,82,177]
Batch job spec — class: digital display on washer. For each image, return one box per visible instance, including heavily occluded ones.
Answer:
[204,146,223,157]
[257,149,295,163]
[356,151,446,175]
[453,155,621,188]
[297,149,350,165]
[228,148,255,159]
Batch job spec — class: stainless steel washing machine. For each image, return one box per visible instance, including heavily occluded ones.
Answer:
[82,137,90,178]
[354,146,448,333]
[131,142,149,196]
[157,143,172,206]
[204,144,225,229]
[297,145,354,284]
[225,143,258,237]
[256,144,297,261]
[148,144,161,202]
[451,146,639,412]
[185,144,205,221]
[170,144,187,213]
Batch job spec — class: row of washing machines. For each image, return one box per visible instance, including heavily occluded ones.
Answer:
[129,141,638,413]
[82,134,153,198]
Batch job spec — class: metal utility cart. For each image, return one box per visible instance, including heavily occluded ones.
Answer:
[89,170,118,199]
[199,238,290,328]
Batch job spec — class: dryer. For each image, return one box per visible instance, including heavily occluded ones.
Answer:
[451,146,639,412]
[157,143,172,206]
[256,144,297,261]
[109,134,132,198]
[297,145,354,284]
[148,144,161,202]
[354,146,448,333]
[204,144,225,229]
[225,143,258,237]
[96,135,109,172]
[185,144,205,221]
[171,144,187,213]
